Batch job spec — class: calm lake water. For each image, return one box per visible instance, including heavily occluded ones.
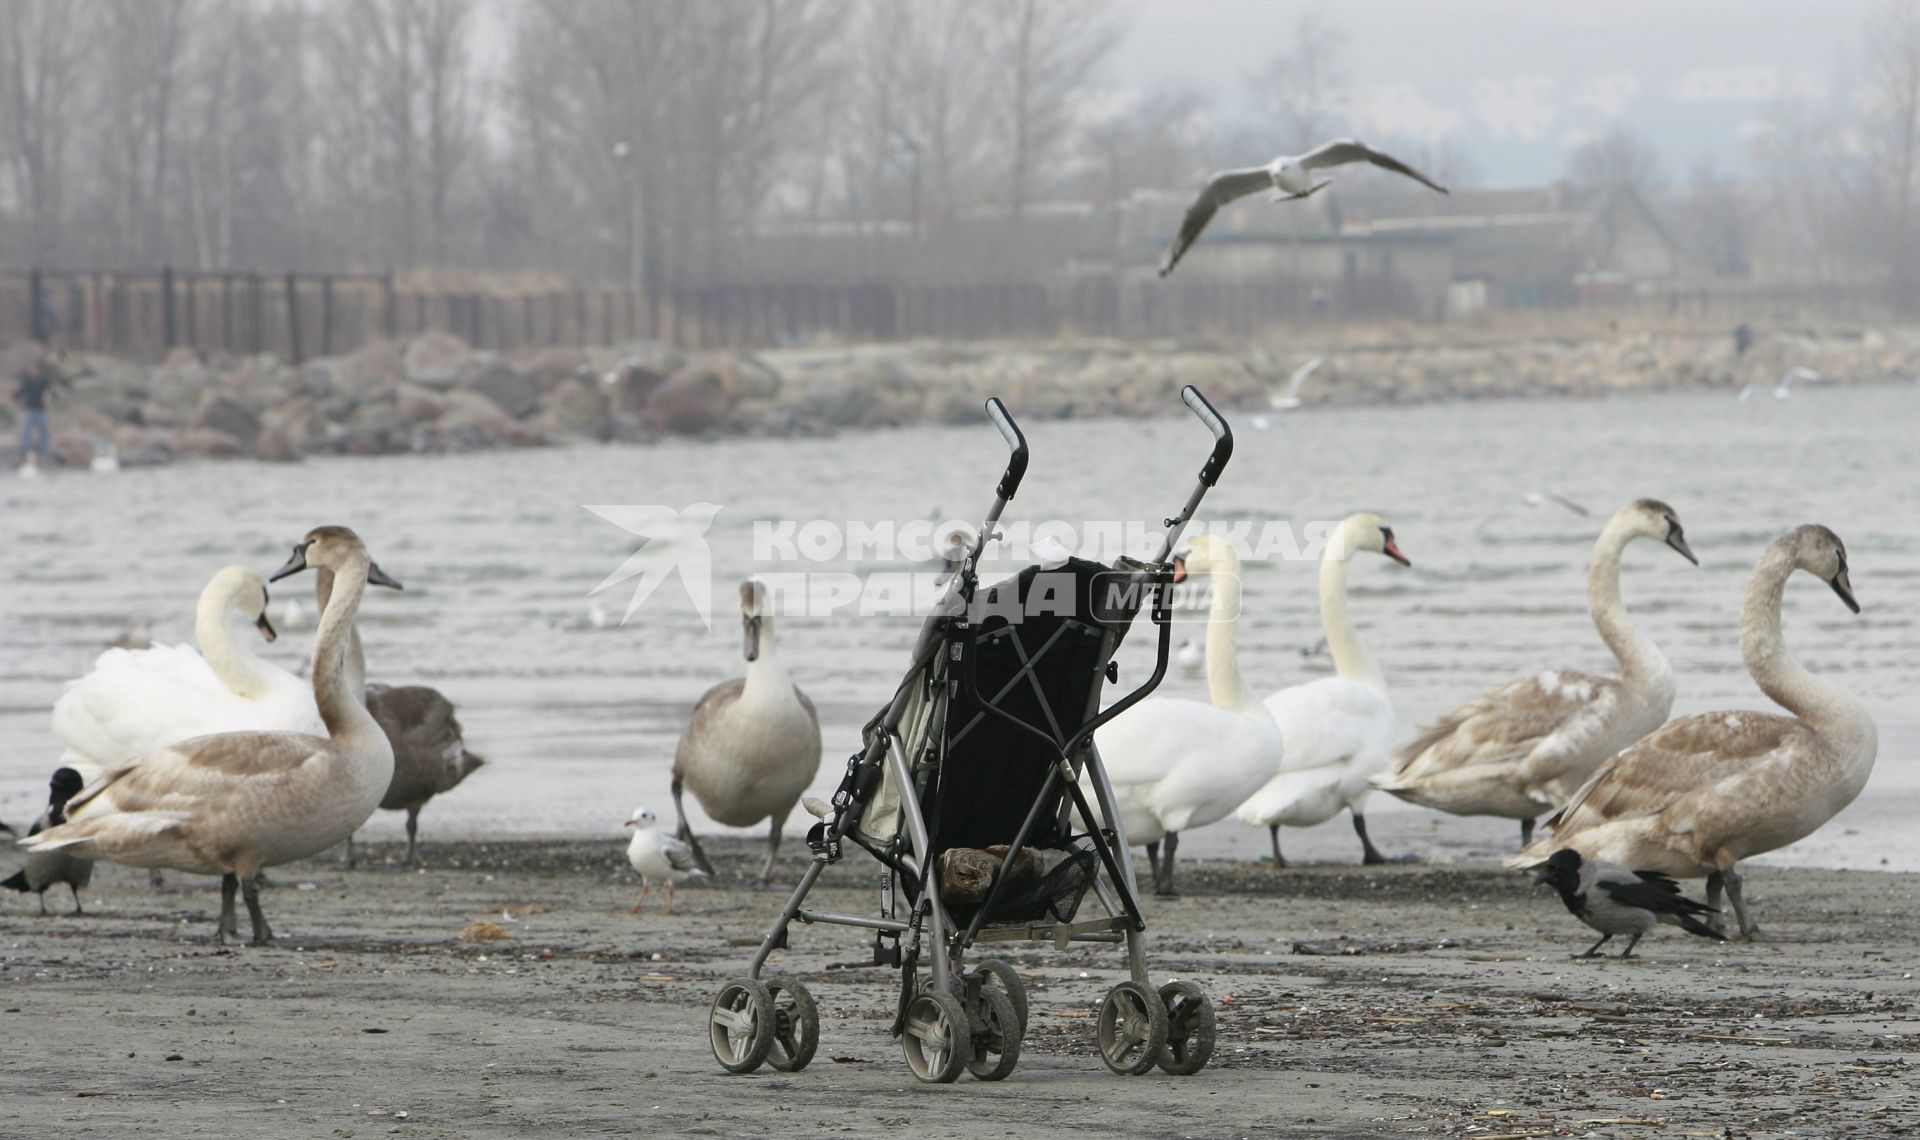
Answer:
[2,383,1914,870]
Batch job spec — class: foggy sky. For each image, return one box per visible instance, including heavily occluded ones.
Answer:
[1108,0,1885,183]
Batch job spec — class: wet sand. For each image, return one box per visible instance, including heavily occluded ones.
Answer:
[3,837,1916,1138]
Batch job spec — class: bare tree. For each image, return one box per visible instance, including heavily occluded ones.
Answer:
[0,0,90,266]
[1858,0,1920,299]
[1566,126,1667,196]
[989,0,1120,219]
[1248,10,1348,150]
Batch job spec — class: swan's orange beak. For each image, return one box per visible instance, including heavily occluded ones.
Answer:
[1382,531,1411,567]
[255,612,278,643]
[1169,556,1187,585]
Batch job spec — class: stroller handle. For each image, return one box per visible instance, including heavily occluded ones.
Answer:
[985,398,1029,501]
[1181,385,1233,487]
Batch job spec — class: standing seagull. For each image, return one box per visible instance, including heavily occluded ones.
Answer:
[1160,139,1448,276]
[624,807,704,914]
[1533,849,1724,957]
[3,768,93,914]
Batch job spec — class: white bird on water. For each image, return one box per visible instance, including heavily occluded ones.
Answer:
[1739,366,1823,403]
[1160,139,1448,276]
[1270,356,1326,412]
[624,806,704,915]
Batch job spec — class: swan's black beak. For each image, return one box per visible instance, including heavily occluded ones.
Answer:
[1830,565,1860,613]
[269,543,308,581]
[743,614,761,663]
[1381,528,1411,567]
[368,561,403,590]
[1169,556,1188,585]
[255,611,278,643]
[1665,523,1698,566]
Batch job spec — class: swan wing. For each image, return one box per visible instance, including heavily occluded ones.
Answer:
[1544,711,1806,835]
[52,642,322,764]
[1389,670,1614,782]
[672,678,746,779]
[1264,678,1394,773]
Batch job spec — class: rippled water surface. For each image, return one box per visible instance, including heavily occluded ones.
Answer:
[2,384,1914,869]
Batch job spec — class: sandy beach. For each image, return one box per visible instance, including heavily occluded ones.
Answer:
[3,836,1915,1138]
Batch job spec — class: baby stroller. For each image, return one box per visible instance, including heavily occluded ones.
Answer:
[705,386,1235,1083]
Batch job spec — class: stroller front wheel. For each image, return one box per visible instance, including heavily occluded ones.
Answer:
[1154,980,1216,1075]
[971,959,1029,1036]
[1097,981,1168,1076]
[901,990,972,1084]
[964,985,1023,1081]
[708,979,777,1074]
[764,977,821,1073]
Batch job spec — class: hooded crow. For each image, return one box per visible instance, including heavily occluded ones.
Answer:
[1533,848,1724,957]
[4,768,93,914]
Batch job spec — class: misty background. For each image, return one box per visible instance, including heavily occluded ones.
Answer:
[3,0,1919,314]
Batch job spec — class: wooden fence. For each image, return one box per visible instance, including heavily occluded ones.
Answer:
[0,266,1435,360]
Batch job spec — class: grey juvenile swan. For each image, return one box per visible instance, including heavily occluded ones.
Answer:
[21,527,400,945]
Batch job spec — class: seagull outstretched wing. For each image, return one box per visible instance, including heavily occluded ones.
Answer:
[1160,166,1275,277]
[1298,139,1449,195]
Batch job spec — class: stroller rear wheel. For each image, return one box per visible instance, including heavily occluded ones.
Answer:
[971,959,1029,1036]
[1097,981,1168,1076]
[708,979,776,1074]
[764,977,821,1073]
[901,990,972,1083]
[1154,980,1216,1075]
[964,985,1022,1081]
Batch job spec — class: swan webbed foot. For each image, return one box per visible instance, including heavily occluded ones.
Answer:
[217,873,240,943]
[70,884,84,915]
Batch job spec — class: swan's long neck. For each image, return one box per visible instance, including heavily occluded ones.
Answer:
[313,569,368,697]
[196,586,281,701]
[740,619,792,705]
[1588,523,1670,690]
[313,558,380,740]
[1202,567,1263,717]
[1320,538,1384,690]
[1741,551,1876,754]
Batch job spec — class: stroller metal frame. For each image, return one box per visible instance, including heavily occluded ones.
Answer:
[706,386,1235,1082]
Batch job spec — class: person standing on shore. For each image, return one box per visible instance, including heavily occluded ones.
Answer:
[13,352,67,465]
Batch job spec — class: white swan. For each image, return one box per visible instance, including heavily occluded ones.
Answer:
[51,566,320,780]
[22,527,401,945]
[671,580,822,883]
[1238,513,1409,866]
[1510,525,1876,938]
[1088,535,1283,896]
[1373,500,1697,845]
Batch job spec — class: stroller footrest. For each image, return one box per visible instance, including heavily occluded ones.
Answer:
[970,916,1130,946]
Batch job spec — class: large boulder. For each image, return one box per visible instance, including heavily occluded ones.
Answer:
[644,362,737,434]
[402,330,473,389]
[458,359,541,419]
[394,382,448,426]
[188,391,261,450]
[532,375,610,440]
[253,427,301,463]
[174,427,248,459]
[433,389,541,448]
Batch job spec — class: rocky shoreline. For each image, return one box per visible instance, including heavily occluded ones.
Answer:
[6,323,1916,467]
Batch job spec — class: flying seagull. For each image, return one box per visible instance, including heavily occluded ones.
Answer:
[1160,139,1449,276]
[1271,356,1326,411]
[1532,849,1725,958]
